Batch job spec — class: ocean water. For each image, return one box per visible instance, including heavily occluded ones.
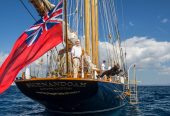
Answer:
[0,86,170,116]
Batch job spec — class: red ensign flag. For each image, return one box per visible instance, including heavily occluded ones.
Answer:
[0,1,63,93]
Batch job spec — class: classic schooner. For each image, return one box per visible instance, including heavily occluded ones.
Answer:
[13,0,138,114]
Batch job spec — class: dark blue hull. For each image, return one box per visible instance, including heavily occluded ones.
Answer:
[15,79,128,114]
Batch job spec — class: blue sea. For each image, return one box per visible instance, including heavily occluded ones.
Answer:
[0,86,170,116]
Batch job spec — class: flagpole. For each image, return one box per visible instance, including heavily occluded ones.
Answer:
[64,0,69,74]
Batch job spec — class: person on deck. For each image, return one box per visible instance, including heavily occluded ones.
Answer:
[101,60,106,71]
[98,63,122,78]
[71,39,82,78]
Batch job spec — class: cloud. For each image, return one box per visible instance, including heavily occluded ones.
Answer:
[123,36,170,74]
[129,21,134,26]
[124,37,170,60]
[98,36,170,75]
[161,18,169,23]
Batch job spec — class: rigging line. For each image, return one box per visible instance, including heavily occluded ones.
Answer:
[69,0,75,29]
[107,0,116,41]
[52,52,55,71]
[76,0,79,35]
[124,44,128,70]
[52,50,57,70]
[67,11,77,16]
[67,0,78,17]
[110,38,119,65]
[111,0,121,44]
[46,52,49,76]
[55,47,59,55]
[72,0,77,31]
[120,0,128,70]
[49,50,53,73]
[81,1,84,36]
[102,1,111,40]
[68,0,72,25]
[110,39,118,65]
[19,0,37,21]
[102,0,113,65]
[107,0,119,65]
[80,0,83,18]
[110,39,119,65]
[105,2,113,64]
[81,0,85,48]
[102,0,111,35]
[78,1,82,40]
[119,46,126,71]
[78,0,82,38]
[108,0,120,65]
[98,1,109,64]
[101,1,111,65]
[108,0,118,43]
[73,0,78,32]
[79,0,83,37]
[112,45,119,65]
[111,0,123,68]
[120,48,126,72]
[61,1,65,50]
[120,0,126,40]
[120,5,126,58]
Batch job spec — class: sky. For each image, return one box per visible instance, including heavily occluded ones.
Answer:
[0,0,170,85]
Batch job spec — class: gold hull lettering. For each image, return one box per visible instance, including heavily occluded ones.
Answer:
[26,81,87,88]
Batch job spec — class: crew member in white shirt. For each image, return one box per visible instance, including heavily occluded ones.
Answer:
[101,60,106,71]
[71,39,82,78]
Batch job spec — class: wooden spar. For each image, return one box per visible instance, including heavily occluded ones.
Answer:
[42,0,55,10]
[84,0,91,55]
[95,0,99,67]
[29,0,47,16]
[64,0,69,74]
[29,0,54,16]
[91,0,99,67]
[91,0,96,65]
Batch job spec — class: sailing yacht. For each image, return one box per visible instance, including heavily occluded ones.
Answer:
[14,0,136,114]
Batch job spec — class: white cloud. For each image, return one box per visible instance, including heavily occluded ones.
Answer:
[98,36,170,75]
[125,37,170,65]
[124,36,170,74]
[161,18,169,23]
[129,21,134,26]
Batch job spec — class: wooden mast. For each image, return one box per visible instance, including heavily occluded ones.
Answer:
[91,0,96,65]
[91,0,99,67]
[84,0,90,55]
[64,0,69,74]
[95,0,99,67]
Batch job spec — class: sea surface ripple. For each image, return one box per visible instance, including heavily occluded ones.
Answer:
[0,86,170,116]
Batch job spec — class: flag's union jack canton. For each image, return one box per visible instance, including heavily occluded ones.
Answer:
[25,0,63,46]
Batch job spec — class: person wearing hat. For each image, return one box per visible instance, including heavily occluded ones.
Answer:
[71,39,82,78]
